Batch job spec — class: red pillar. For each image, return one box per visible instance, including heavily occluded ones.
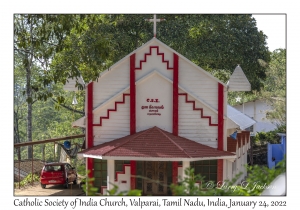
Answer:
[217,83,224,182]
[172,161,178,184]
[217,159,223,184]
[130,160,136,190]
[87,82,94,180]
[130,54,136,135]
[218,83,224,151]
[173,53,179,136]
[130,54,137,190]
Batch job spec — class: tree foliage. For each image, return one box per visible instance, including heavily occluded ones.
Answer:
[14,14,84,157]
[160,14,270,91]
[260,49,286,124]
[171,159,285,196]
[13,14,273,161]
[51,14,270,91]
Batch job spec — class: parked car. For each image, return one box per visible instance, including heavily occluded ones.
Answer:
[40,162,77,189]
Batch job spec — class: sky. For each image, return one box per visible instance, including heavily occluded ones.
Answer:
[252,14,286,51]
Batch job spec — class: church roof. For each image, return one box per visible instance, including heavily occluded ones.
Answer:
[227,105,256,130]
[98,38,227,86]
[64,37,227,92]
[78,126,236,161]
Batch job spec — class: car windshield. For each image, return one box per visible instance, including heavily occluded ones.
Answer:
[44,165,62,172]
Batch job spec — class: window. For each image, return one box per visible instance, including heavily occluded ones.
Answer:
[45,165,62,171]
[136,161,143,190]
[115,160,130,173]
[190,160,217,183]
[94,159,107,192]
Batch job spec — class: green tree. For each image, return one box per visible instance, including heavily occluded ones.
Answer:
[171,159,285,196]
[260,49,286,125]
[51,14,270,91]
[14,14,82,158]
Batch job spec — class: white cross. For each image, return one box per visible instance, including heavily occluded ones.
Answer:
[145,14,165,38]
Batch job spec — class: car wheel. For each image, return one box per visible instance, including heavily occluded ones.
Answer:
[41,183,46,189]
[64,180,69,189]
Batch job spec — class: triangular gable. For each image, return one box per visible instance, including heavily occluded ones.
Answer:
[227,65,251,91]
[85,37,226,87]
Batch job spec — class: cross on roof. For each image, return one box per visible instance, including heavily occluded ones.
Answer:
[145,14,165,38]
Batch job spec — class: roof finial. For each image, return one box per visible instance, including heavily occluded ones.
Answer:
[145,14,165,38]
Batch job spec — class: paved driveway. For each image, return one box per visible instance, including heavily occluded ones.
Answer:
[14,182,85,196]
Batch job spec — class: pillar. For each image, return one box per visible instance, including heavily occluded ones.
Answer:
[107,159,115,192]
[181,161,190,180]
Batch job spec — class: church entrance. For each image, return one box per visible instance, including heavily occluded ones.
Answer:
[143,161,168,195]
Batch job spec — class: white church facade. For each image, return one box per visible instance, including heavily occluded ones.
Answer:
[66,36,255,195]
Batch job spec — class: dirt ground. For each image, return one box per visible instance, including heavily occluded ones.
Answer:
[14,182,85,196]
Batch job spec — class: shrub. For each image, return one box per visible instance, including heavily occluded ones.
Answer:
[171,157,286,196]
[14,173,40,188]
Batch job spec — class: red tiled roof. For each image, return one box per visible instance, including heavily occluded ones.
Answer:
[78,127,235,160]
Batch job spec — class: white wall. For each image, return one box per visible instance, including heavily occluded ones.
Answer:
[113,165,131,193]
[136,73,173,133]
[178,90,218,148]
[178,58,219,110]
[93,59,130,109]
[234,100,277,134]
[93,90,130,146]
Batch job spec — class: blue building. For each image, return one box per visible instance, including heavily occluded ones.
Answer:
[267,133,286,168]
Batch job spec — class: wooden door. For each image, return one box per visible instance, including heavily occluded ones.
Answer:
[143,161,167,195]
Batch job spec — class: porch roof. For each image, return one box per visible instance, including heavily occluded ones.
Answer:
[78,127,236,161]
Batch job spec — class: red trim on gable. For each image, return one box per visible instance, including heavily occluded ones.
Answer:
[173,53,179,135]
[136,46,174,70]
[130,160,136,190]
[178,93,218,126]
[93,93,130,126]
[115,164,131,181]
[130,54,136,135]
[218,83,224,151]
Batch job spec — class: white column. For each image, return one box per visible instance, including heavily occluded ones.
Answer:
[107,159,115,192]
[181,161,190,180]
[227,160,232,181]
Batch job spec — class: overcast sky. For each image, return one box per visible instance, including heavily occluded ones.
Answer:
[252,14,286,51]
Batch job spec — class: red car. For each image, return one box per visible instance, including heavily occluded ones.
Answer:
[40,162,77,189]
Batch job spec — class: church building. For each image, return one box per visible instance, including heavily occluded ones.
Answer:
[65,17,255,195]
